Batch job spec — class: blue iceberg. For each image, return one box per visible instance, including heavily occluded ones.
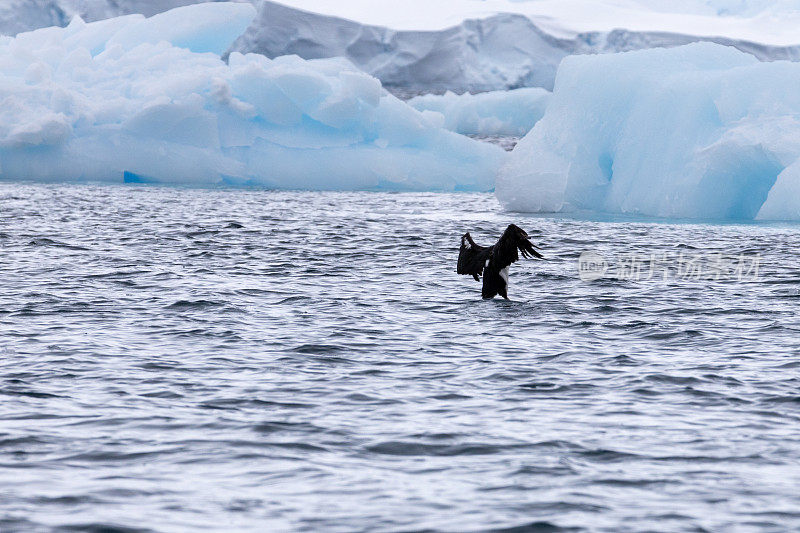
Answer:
[0,2,505,191]
[408,88,551,136]
[497,43,800,220]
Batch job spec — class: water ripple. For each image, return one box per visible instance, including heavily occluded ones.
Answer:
[1,185,800,532]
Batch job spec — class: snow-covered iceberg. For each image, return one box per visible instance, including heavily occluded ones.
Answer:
[496,43,800,220]
[0,2,505,190]
[408,88,551,136]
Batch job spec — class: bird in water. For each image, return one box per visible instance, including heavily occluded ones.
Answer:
[457,224,543,299]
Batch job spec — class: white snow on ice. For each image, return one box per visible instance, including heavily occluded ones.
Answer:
[0,2,505,190]
[496,43,800,221]
[272,0,800,46]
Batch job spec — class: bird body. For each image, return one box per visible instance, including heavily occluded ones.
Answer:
[457,224,543,299]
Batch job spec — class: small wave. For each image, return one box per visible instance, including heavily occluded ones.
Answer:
[0,436,50,448]
[606,355,639,366]
[0,389,61,399]
[82,270,150,280]
[33,495,105,506]
[365,441,535,456]
[54,523,156,533]
[512,464,576,476]
[641,329,704,340]
[184,229,221,238]
[292,343,345,354]
[645,374,703,385]
[276,296,313,304]
[431,393,472,400]
[165,299,225,310]
[762,395,800,404]
[199,399,314,410]
[28,237,89,250]
[61,448,182,463]
[483,520,583,532]
[593,478,675,487]
[518,382,596,394]
[251,421,331,435]
[577,448,642,462]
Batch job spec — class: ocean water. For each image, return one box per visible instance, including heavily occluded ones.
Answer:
[1,184,800,532]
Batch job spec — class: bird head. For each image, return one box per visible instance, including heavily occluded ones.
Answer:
[506,224,530,240]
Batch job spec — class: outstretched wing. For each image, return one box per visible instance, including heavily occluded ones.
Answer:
[491,225,544,271]
[518,236,544,261]
[457,232,492,281]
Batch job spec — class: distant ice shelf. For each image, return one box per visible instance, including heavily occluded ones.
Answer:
[496,43,800,221]
[267,0,800,43]
[234,1,800,93]
[0,3,505,191]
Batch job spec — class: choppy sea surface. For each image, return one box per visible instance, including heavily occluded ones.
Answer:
[2,184,800,533]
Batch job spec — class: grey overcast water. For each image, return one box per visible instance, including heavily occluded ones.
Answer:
[1,184,800,532]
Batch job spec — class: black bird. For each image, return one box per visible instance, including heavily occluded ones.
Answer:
[457,224,543,299]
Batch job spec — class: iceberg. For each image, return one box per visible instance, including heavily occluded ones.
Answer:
[408,88,551,136]
[496,43,800,220]
[0,2,506,191]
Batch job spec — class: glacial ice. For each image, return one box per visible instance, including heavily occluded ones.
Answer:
[0,2,505,191]
[496,43,800,220]
[408,88,551,136]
